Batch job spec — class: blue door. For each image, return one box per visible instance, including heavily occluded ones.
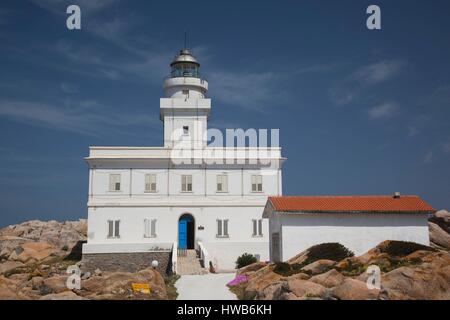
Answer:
[179,220,187,249]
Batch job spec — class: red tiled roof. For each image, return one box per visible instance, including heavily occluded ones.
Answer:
[268,195,435,213]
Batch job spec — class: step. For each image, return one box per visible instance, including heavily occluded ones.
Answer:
[177,249,208,275]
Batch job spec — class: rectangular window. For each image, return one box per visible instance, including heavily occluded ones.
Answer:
[216,174,228,192]
[145,174,157,192]
[251,175,263,192]
[217,219,229,237]
[252,219,263,236]
[107,220,120,238]
[109,174,121,191]
[182,175,192,192]
[144,219,157,238]
[183,125,189,135]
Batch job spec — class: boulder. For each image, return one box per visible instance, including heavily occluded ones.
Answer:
[243,265,283,300]
[236,262,267,275]
[80,268,167,300]
[332,279,380,300]
[41,276,69,294]
[256,281,286,300]
[301,259,335,275]
[435,210,450,222]
[39,291,87,300]
[382,259,450,300]
[0,276,21,300]
[14,242,57,263]
[286,279,327,299]
[0,261,25,275]
[429,222,450,250]
[310,269,345,288]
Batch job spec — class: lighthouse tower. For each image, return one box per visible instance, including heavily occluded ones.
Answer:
[160,48,211,148]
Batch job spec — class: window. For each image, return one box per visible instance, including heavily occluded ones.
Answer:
[181,175,193,192]
[145,174,157,192]
[183,126,189,135]
[144,219,157,238]
[252,219,263,237]
[251,175,263,192]
[216,219,229,237]
[107,220,120,238]
[216,174,228,192]
[109,174,121,191]
[182,89,189,96]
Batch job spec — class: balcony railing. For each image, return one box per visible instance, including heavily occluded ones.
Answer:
[170,69,202,79]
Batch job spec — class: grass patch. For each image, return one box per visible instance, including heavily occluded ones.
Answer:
[164,274,180,300]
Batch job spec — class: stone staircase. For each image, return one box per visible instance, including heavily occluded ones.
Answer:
[177,249,208,275]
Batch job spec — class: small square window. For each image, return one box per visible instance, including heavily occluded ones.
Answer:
[109,174,121,192]
[183,126,189,135]
[182,89,189,96]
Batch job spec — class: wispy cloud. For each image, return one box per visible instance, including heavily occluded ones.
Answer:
[368,102,399,119]
[60,82,79,94]
[423,150,434,164]
[330,60,405,106]
[0,99,159,137]
[208,71,281,112]
[442,140,450,154]
[352,60,404,86]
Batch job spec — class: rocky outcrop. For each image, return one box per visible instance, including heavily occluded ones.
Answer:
[0,219,87,273]
[429,210,450,250]
[229,238,450,300]
[0,219,169,300]
[0,267,168,300]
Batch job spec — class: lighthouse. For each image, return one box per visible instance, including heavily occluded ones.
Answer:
[82,46,285,274]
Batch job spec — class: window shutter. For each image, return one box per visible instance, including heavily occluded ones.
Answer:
[258,219,263,236]
[145,175,151,191]
[151,174,156,191]
[217,175,222,191]
[252,219,257,236]
[114,220,120,237]
[151,219,156,237]
[109,175,114,191]
[223,175,228,192]
[108,220,113,237]
[187,175,192,191]
[224,220,229,236]
[217,220,222,236]
[144,219,149,237]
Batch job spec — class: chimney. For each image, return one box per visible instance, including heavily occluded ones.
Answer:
[393,192,401,199]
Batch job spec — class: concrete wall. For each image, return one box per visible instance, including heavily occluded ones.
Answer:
[82,251,172,274]
[275,213,429,261]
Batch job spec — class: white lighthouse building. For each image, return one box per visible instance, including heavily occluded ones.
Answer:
[82,48,285,273]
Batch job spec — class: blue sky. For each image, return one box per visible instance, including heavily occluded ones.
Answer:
[0,0,449,226]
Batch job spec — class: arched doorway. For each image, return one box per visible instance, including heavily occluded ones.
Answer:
[178,214,195,250]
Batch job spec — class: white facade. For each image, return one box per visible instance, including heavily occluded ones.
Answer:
[263,210,430,261]
[83,49,285,271]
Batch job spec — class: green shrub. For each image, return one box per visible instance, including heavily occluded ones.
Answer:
[381,241,436,257]
[304,243,354,265]
[235,253,257,269]
[273,262,292,276]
